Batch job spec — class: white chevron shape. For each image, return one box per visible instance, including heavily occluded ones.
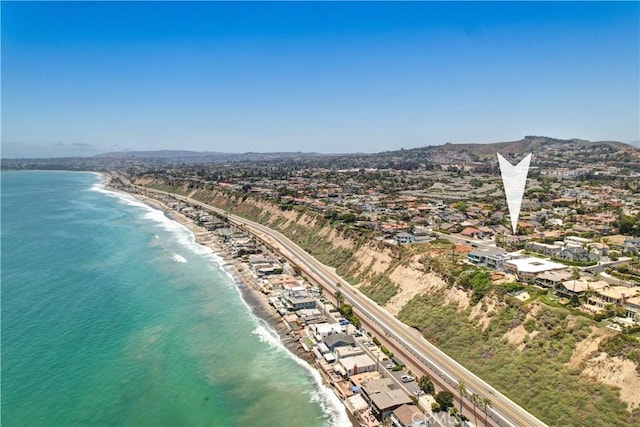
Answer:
[497,153,532,234]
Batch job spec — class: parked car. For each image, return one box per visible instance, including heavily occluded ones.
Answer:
[401,375,415,383]
[385,363,394,369]
[413,390,425,396]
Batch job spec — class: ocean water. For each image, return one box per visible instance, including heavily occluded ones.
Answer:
[1,171,350,426]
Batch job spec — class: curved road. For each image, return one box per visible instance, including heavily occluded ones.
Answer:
[131,183,546,427]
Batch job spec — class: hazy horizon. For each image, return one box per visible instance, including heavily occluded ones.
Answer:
[2,2,639,158]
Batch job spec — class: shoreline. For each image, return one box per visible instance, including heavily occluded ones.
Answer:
[103,177,355,426]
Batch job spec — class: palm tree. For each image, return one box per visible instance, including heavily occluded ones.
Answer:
[481,397,492,427]
[455,380,467,414]
[571,266,581,280]
[470,393,480,426]
[335,289,344,307]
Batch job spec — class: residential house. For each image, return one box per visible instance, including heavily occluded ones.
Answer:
[556,280,608,300]
[624,237,640,254]
[391,404,428,427]
[525,241,562,257]
[588,286,640,309]
[625,296,640,322]
[335,354,377,378]
[312,323,344,341]
[324,332,356,352]
[334,346,365,360]
[589,242,610,257]
[504,257,567,281]
[395,232,415,245]
[467,248,513,270]
[460,227,482,239]
[556,247,599,263]
[361,377,413,420]
[284,290,316,311]
[535,270,573,290]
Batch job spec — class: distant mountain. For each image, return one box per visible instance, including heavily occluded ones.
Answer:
[95,150,328,163]
[4,136,638,171]
[95,150,225,159]
[408,136,632,158]
[92,136,639,168]
[350,136,640,170]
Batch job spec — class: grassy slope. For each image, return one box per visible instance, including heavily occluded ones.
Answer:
[398,295,637,426]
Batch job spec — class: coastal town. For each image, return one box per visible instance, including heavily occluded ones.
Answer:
[99,135,640,427]
[130,189,476,427]
[109,137,640,330]
[6,136,640,426]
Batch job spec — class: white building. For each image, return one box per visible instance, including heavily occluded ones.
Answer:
[505,257,567,281]
[335,354,377,378]
[311,323,344,341]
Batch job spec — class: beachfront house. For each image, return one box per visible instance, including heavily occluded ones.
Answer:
[391,404,429,427]
[284,290,316,311]
[361,377,413,420]
[335,354,377,378]
[312,323,344,341]
[324,332,356,352]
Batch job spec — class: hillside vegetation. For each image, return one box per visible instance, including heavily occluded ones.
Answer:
[137,177,640,426]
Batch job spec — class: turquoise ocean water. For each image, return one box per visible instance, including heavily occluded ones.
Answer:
[1,171,349,426]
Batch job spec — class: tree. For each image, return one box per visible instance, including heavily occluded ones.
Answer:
[571,266,581,281]
[340,212,357,223]
[454,201,468,212]
[456,380,467,414]
[435,391,454,409]
[609,250,620,261]
[480,397,492,427]
[617,214,637,235]
[470,393,480,427]
[418,375,435,395]
[335,289,344,307]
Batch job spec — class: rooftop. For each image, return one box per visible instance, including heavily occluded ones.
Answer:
[339,354,376,371]
[537,270,573,282]
[392,404,427,426]
[469,247,509,258]
[505,257,567,274]
[561,280,608,293]
[597,286,640,300]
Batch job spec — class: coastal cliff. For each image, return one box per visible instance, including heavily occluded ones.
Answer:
[133,175,640,426]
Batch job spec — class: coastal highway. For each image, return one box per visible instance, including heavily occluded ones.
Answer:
[129,183,546,427]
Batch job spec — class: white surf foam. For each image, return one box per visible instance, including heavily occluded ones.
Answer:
[229,277,351,427]
[171,253,187,263]
[89,179,226,268]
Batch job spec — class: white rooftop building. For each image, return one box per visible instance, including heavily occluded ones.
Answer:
[505,257,567,280]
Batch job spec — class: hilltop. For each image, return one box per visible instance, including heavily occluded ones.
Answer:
[2,135,638,171]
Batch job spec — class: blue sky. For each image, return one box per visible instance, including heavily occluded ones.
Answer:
[2,2,638,157]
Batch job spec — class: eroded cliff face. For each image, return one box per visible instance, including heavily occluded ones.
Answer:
[135,176,640,418]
